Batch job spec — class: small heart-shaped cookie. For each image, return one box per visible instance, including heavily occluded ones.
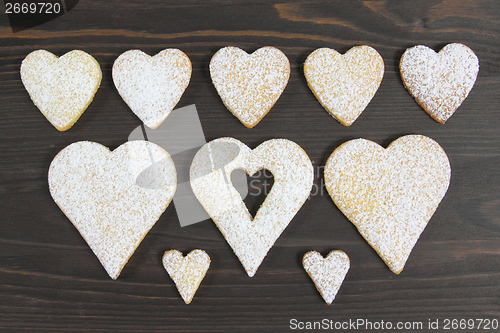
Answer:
[190,138,313,276]
[304,46,384,126]
[303,250,350,305]
[400,43,479,123]
[21,50,102,131]
[209,47,290,128]
[49,141,177,279]
[324,135,451,274]
[163,249,210,304]
[113,49,192,129]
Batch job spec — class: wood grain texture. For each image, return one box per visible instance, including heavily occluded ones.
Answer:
[0,0,499,331]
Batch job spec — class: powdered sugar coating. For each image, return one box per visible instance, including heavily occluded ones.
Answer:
[21,50,102,131]
[304,46,384,126]
[48,141,177,279]
[400,43,479,124]
[324,135,451,274]
[163,249,210,305]
[112,49,191,129]
[303,250,350,305]
[190,138,313,277]
[209,47,290,128]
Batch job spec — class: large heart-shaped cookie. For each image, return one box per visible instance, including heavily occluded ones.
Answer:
[400,43,479,124]
[209,47,290,128]
[304,46,384,126]
[113,49,192,129]
[163,249,210,304]
[303,250,350,305]
[190,138,313,277]
[49,141,177,279]
[324,135,451,274]
[21,50,102,131]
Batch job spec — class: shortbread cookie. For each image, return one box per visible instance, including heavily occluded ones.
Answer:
[163,249,210,304]
[21,50,102,131]
[324,135,451,274]
[113,49,191,129]
[400,43,479,123]
[48,141,177,279]
[304,46,384,126]
[190,138,313,276]
[303,250,350,305]
[209,46,290,128]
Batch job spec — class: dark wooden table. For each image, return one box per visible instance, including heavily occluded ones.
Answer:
[1,0,499,331]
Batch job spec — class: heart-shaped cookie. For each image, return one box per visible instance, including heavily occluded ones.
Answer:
[190,138,313,277]
[303,250,350,305]
[113,49,192,129]
[400,43,479,124]
[209,47,290,128]
[324,135,451,274]
[49,141,177,279]
[163,249,210,304]
[21,50,102,131]
[304,46,384,126]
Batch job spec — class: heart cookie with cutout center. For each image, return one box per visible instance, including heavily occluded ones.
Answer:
[113,49,192,129]
[49,141,177,279]
[303,250,350,305]
[304,46,384,126]
[400,43,479,124]
[190,138,313,277]
[209,47,290,128]
[21,50,102,131]
[163,249,210,304]
[324,135,451,274]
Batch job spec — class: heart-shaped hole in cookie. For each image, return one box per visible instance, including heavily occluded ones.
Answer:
[190,137,314,277]
[231,168,275,219]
